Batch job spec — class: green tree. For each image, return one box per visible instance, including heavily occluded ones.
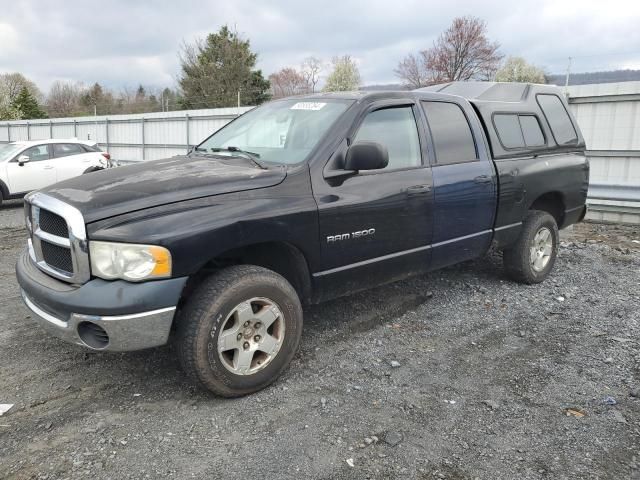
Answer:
[165,87,181,110]
[178,25,271,108]
[495,57,546,84]
[80,83,117,114]
[0,73,42,105]
[323,56,361,92]
[11,86,47,119]
[135,85,146,101]
[0,104,22,120]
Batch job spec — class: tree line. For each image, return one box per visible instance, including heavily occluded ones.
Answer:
[0,17,547,121]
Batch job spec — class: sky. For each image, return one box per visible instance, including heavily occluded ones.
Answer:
[1,0,639,94]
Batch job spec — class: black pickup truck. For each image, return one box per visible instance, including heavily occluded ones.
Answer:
[16,82,589,396]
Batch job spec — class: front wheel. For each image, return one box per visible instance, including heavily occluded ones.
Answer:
[176,265,303,397]
[503,210,559,284]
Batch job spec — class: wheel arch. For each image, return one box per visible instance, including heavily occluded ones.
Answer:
[182,241,313,306]
[529,191,565,227]
[0,178,9,199]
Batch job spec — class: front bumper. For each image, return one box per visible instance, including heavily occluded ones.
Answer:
[16,249,188,351]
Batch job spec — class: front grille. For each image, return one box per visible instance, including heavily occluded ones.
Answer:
[26,193,90,284]
[40,240,74,274]
[39,209,69,238]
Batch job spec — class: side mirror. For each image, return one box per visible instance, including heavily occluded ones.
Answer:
[18,155,30,166]
[344,141,388,171]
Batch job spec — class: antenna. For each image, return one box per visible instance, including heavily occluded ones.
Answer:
[564,57,572,95]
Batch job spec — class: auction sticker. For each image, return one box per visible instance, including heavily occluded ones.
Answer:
[291,102,326,111]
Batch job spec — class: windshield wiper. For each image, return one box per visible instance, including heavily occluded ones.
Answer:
[209,146,267,169]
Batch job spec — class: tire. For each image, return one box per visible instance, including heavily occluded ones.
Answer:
[503,210,559,284]
[176,265,303,397]
[0,190,3,207]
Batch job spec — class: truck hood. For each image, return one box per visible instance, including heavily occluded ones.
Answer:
[43,155,286,223]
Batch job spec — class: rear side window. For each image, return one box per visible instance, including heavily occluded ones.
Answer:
[421,101,477,165]
[493,114,524,148]
[536,94,578,145]
[353,106,421,170]
[493,114,545,149]
[81,144,101,152]
[53,143,85,158]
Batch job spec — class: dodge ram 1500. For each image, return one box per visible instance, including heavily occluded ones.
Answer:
[16,82,588,396]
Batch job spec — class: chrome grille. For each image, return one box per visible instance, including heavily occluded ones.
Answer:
[39,209,69,238]
[41,240,74,273]
[25,192,90,284]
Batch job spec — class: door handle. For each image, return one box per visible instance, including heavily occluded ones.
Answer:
[43,166,54,170]
[474,175,492,184]
[406,184,432,196]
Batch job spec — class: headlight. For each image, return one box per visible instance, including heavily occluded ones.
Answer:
[89,241,172,282]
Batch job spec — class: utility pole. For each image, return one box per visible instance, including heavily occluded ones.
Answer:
[564,57,572,96]
[237,90,241,116]
[91,103,97,142]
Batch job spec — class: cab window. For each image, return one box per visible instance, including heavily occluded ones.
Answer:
[353,106,421,170]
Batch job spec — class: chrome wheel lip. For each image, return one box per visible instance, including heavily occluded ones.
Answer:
[216,297,285,376]
[530,227,553,272]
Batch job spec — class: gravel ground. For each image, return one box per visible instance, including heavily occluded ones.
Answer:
[1,199,639,480]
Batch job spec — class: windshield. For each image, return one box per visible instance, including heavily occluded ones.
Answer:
[196,99,353,165]
[0,143,25,162]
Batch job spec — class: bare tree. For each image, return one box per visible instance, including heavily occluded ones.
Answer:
[395,16,503,86]
[301,56,322,93]
[425,16,502,81]
[394,53,430,88]
[0,72,43,109]
[46,81,83,117]
[269,68,310,99]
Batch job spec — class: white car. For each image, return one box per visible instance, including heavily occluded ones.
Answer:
[0,139,113,206]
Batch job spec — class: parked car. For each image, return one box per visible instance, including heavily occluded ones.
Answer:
[16,82,588,397]
[0,139,113,206]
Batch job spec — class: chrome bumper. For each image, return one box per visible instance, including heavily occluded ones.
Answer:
[21,290,176,352]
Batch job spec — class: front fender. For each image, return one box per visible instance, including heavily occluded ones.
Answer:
[87,192,321,278]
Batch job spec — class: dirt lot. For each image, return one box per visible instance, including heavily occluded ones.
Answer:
[1,198,639,480]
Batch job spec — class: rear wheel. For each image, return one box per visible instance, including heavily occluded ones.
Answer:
[176,265,303,397]
[503,210,559,284]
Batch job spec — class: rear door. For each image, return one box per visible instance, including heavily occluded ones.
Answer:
[420,99,497,269]
[5,144,56,193]
[51,143,94,181]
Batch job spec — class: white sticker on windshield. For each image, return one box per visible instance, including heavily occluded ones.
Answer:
[291,102,326,111]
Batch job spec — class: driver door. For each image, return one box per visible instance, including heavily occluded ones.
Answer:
[6,144,56,194]
[311,102,434,301]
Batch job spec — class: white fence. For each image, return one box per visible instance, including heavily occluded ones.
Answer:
[567,82,640,224]
[0,107,253,163]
